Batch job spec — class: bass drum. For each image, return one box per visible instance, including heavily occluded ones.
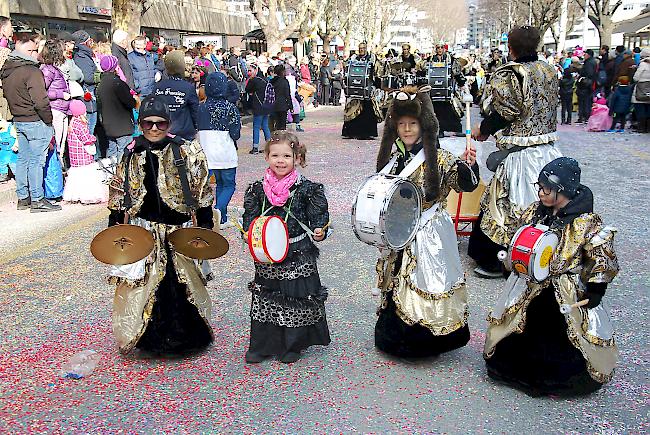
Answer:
[352,174,422,250]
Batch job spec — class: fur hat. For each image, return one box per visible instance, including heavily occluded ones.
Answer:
[377,85,440,201]
[164,50,186,76]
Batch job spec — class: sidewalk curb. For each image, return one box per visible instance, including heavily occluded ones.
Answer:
[0,181,16,207]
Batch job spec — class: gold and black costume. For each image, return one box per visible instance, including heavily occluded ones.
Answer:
[469,55,562,273]
[428,52,466,135]
[374,87,479,357]
[107,135,215,355]
[485,189,619,396]
[342,53,382,139]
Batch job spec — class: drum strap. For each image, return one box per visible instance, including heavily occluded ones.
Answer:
[170,140,197,211]
[378,146,425,178]
[262,193,316,237]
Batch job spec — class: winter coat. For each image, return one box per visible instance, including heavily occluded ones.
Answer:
[632,58,650,104]
[197,72,241,170]
[613,57,636,85]
[73,44,98,112]
[59,58,83,83]
[96,71,136,138]
[226,79,240,104]
[153,76,199,141]
[40,64,71,114]
[319,65,331,85]
[111,43,135,90]
[0,51,52,124]
[577,56,597,90]
[608,84,632,115]
[271,76,292,112]
[127,50,157,97]
[245,72,269,115]
[559,74,575,96]
[300,64,311,83]
[331,71,343,90]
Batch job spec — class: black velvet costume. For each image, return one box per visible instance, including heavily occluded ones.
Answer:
[108,135,214,355]
[243,176,331,359]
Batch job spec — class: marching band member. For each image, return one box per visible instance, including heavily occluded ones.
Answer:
[428,43,466,137]
[400,43,417,72]
[485,157,619,396]
[107,96,215,356]
[242,131,331,364]
[342,42,382,140]
[469,25,562,278]
[374,86,479,359]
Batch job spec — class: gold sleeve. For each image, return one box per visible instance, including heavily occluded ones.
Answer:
[184,140,214,209]
[583,222,619,284]
[489,68,523,121]
[107,156,127,211]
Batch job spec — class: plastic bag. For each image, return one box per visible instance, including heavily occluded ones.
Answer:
[60,350,101,379]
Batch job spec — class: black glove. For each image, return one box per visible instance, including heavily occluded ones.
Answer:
[580,282,607,309]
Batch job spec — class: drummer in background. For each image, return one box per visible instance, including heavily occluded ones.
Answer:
[242,131,330,364]
[428,42,466,137]
[107,95,215,356]
[484,157,619,397]
[342,42,382,140]
[373,86,479,359]
[469,25,562,279]
[400,43,417,72]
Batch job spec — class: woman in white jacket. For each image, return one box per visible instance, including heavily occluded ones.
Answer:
[632,48,650,133]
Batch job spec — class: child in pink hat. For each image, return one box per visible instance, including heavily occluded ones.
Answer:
[63,100,108,204]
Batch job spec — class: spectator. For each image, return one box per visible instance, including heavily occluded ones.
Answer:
[270,63,292,131]
[285,55,304,132]
[632,48,650,133]
[319,57,331,106]
[153,50,199,141]
[63,99,107,204]
[190,65,207,102]
[559,68,575,125]
[0,16,12,49]
[197,72,241,228]
[0,31,60,212]
[210,47,222,71]
[330,64,343,106]
[111,29,135,90]
[576,49,597,123]
[96,55,137,159]
[587,95,613,132]
[607,76,632,132]
[245,62,272,154]
[195,46,216,74]
[128,36,157,97]
[634,46,641,65]
[613,50,636,85]
[0,21,11,124]
[40,40,71,161]
[226,47,245,93]
[299,56,311,83]
[72,30,100,139]
[57,32,83,83]
[222,67,241,104]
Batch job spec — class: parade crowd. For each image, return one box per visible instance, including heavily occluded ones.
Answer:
[0,18,628,400]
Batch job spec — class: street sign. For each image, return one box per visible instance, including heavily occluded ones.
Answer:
[501,33,508,42]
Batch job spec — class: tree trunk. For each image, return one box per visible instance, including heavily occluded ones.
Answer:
[322,35,332,53]
[343,32,351,56]
[0,0,9,18]
[600,16,613,47]
[267,39,283,56]
[112,0,143,40]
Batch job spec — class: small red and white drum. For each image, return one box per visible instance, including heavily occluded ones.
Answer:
[247,215,289,263]
[505,224,558,282]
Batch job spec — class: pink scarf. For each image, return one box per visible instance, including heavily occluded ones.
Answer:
[263,168,298,206]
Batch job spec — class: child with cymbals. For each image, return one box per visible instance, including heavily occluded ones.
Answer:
[242,131,330,364]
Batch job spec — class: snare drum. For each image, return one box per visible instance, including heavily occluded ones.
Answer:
[247,215,290,263]
[351,174,422,250]
[381,75,399,90]
[505,224,558,282]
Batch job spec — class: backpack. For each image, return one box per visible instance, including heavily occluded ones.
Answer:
[596,68,608,87]
[256,79,275,113]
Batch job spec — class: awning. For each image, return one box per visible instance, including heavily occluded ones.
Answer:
[241,28,299,42]
[615,11,650,34]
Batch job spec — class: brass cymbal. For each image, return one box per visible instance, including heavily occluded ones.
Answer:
[168,227,229,260]
[90,224,155,265]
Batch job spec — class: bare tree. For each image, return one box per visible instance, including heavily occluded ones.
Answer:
[0,0,9,18]
[410,0,467,47]
[576,0,622,47]
[317,0,358,53]
[112,0,145,38]
[249,0,312,55]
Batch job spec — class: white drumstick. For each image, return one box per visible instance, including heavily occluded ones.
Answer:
[560,299,589,314]
[463,89,474,160]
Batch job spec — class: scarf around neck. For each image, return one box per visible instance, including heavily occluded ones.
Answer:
[263,168,298,207]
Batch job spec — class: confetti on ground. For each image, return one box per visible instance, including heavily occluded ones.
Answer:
[0,108,648,432]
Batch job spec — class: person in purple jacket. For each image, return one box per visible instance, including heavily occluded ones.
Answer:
[40,40,71,162]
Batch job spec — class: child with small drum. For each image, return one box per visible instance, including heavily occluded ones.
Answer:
[485,157,620,397]
[242,131,330,364]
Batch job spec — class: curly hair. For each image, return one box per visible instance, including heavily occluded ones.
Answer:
[264,131,305,166]
[508,25,541,58]
[40,40,65,66]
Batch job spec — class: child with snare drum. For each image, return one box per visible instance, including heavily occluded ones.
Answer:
[484,157,620,397]
[242,130,330,364]
[373,86,479,359]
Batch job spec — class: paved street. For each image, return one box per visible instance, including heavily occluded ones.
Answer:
[0,106,648,433]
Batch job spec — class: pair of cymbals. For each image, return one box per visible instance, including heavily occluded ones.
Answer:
[91,225,229,265]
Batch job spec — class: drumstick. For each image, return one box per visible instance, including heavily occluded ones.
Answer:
[463,90,474,162]
[559,299,589,314]
[231,219,246,235]
[321,220,332,231]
